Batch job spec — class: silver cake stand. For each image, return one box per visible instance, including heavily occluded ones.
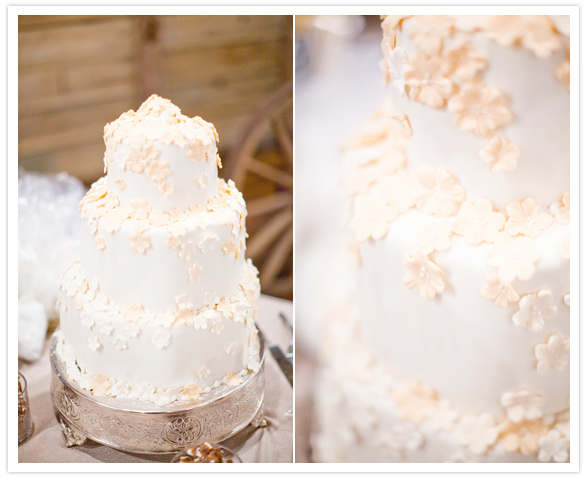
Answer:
[49,329,267,454]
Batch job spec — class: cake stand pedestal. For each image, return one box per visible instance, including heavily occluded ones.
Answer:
[49,331,266,454]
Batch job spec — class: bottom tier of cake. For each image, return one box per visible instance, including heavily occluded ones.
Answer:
[311,308,570,463]
[55,259,261,406]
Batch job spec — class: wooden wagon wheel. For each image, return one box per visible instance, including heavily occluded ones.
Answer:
[227,82,293,299]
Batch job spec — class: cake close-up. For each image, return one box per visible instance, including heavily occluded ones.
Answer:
[311,15,571,463]
[55,95,261,406]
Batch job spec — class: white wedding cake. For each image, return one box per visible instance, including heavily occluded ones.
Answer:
[312,15,570,463]
[55,95,261,406]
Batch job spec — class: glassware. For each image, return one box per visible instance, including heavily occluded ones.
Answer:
[18,372,33,444]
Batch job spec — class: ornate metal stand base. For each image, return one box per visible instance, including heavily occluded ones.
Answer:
[50,331,266,454]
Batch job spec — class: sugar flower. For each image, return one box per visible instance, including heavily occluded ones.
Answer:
[99,321,114,336]
[113,336,128,351]
[90,374,111,395]
[175,292,193,310]
[159,180,174,197]
[479,134,520,172]
[187,262,204,283]
[349,194,397,242]
[145,159,170,183]
[405,52,454,109]
[393,381,438,424]
[409,15,454,55]
[376,171,418,214]
[455,413,499,455]
[537,429,569,462]
[416,221,453,255]
[124,323,141,339]
[151,330,171,349]
[225,372,243,387]
[497,419,548,455]
[505,197,553,237]
[195,172,210,189]
[501,388,543,423]
[415,167,466,217]
[443,42,488,81]
[520,16,562,59]
[448,82,513,138]
[403,251,446,300]
[481,273,520,308]
[178,240,197,261]
[554,191,570,225]
[148,209,169,226]
[512,290,557,333]
[95,237,106,250]
[180,384,201,401]
[426,399,458,432]
[486,234,540,282]
[535,332,570,374]
[198,234,220,253]
[122,303,144,323]
[129,199,151,220]
[454,198,505,245]
[101,207,130,233]
[88,336,101,351]
[129,230,151,254]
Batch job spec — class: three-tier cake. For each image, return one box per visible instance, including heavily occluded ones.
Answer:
[55,95,261,406]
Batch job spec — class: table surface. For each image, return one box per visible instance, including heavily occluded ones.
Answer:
[18,294,293,463]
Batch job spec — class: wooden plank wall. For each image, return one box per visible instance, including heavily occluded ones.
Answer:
[19,15,292,185]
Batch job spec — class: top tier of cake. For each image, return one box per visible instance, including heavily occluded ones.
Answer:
[103,95,219,211]
[380,15,570,209]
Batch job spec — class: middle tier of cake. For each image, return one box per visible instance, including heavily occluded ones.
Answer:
[79,177,247,313]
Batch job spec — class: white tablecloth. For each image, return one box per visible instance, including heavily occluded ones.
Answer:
[18,294,293,463]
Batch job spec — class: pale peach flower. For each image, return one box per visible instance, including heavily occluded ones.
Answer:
[381,15,407,46]
[443,42,488,81]
[405,52,454,109]
[455,413,499,455]
[187,263,204,283]
[415,167,466,217]
[520,16,562,59]
[481,273,520,308]
[535,332,570,374]
[497,419,548,455]
[101,207,131,233]
[512,290,557,333]
[195,172,210,189]
[165,233,182,251]
[483,15,525,47]
[377,171,419,214]
[554,191,570,225]
[122,303,144,322]
[90,374,111,395]
[225,372,243,387]
[186,142,205,162]
[145,159,170,183]
[501,389,544,423]
[560,235,570,261]
[555,59,570,90]
[180,384,201,401]
[454,198,505,245]
[129,230,151,254]
[409,15,455,55]
[129,199,151,220]
[403,251,446,300]
[393,382,438,424]
[349,194,397,242]
[148,209,169,226]
[505,197,553,237]
[114,178,127,191]
[479,134,520,172]
[486,234,540,282]
[222,240,237,256]
[453,15,490,33]
[448,82,513,138]
[416,221,453,255]
[159,180,174,197]
[124,147,148,173]
[95,237,106,250]
[178,240,197,261]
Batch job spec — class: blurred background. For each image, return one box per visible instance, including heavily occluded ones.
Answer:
[294,15,384,462]
[18,15,292,363]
